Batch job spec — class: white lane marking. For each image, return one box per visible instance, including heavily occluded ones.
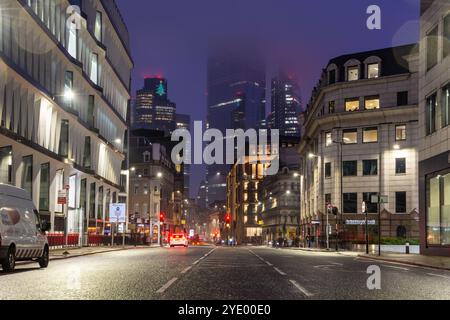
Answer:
[330,262,344,266]
[289,280,314,297]
[427,273,450,280]
[181,266,192,274]
[156,277,178,293]
[382,264,409,271]
[192,260,200,265]
[265,261,273,266]
[274,267,287,276]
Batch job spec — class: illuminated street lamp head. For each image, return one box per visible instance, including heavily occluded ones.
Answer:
[115,138,122,144]
[216,172,221,176]
[286,190,291,195]
[130,167,136,172]
[308,153,317,159]
[157,172,163,178]
[393,144,400,150]
[293,173,299,178]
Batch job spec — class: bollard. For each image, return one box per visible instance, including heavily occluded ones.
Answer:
[405,242,410,254]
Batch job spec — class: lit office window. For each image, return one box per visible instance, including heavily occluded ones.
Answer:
[67,20,77,58]
[59,120,69,157]
[396,125,407,141]
[345,98,360,112]
[95,11,103,42]
[367,63,379,79]
[347,66,359,81]
[325,132,332,147]
[363,127,378,143]
[343,129,358,144]
[64,71,74,107]
[364,96,380,110]
[90,53,99,85]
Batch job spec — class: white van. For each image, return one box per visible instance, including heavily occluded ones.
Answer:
[0,184,50,272]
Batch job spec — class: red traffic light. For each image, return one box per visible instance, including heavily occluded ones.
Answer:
[160,212,165,222]
[225,214,231,223]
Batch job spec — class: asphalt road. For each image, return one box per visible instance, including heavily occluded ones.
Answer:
[1,246,449,300]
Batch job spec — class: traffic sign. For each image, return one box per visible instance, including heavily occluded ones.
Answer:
[109,203,126,223]
[57,190,67,205]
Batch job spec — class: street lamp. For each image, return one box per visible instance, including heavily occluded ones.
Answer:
[157,172,163,178]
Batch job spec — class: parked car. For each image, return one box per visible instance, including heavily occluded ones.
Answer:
[0,184,51,272]
[170,233,188,248]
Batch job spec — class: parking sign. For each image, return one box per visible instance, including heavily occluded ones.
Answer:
[109,203,126,223]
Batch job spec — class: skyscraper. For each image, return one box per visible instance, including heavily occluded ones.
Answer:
[134,77,176,134]
[205,49,266,205]
[175,114,191,198]
[269,73,302,137]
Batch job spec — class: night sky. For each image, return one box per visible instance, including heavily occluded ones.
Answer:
[116,0,420,198]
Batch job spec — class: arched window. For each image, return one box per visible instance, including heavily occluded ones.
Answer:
[364,56,382,79]
[344,59,361,81]
[327,63,338,85]
[396,225,407,238]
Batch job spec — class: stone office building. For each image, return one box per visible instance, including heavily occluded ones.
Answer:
[0,0,133,241]
[418,0,450,256]
[299,45,420,248]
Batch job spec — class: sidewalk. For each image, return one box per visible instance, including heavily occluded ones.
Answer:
[17,245,161,265]
[358,253,450,271]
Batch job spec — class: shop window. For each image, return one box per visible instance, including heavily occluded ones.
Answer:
[427,173,450,246]
[98,186,104,220]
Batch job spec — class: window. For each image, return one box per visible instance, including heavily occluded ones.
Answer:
[343,129,358,144]
[367,63,379,79]
[143,152,151,162]
[325,163,332,178]
[397,91,409,106]
[442,85,450,128]
[89,183,96,219]
[396,125,407,141]
[345,98,360,112]
[134,184,139,195]
[87,95,95,128]
[39,163,50,211]
[426,94,437,135]
[94,11,103,42]
[55,169,64,213]
[90,53,99,85]
[343,193,357,213]
[363,127,378,143]
[98,186,104,220]
[325,193,331,206]
[143,169,149,176]
[328,101,335,114]
[363,160,378,176]
[328,69,336,84]
[68,175,76,209]
[0,146,12,184]
[395,192,407,213]
[343,161,357,176]
[59,120,69,157]
[426,172,450,246]
[80,179,87,219]
[325,132,332,147]
[396,158,406,174]
[67,18,77,58]
[363,192,378,213]
[22,156,33,197]
[364,95,380,110]
[143,185,148,195]
[83,137,91,168]
[347,66,359,81]
[444,14,450,58]
[397,226,407,238]
[426,26,438,71]
[64,71,74,107]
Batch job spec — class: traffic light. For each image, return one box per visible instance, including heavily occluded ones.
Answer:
[225,214,231,224]
[160,212,165,223]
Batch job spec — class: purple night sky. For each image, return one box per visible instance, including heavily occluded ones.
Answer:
[115,0,420,197]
